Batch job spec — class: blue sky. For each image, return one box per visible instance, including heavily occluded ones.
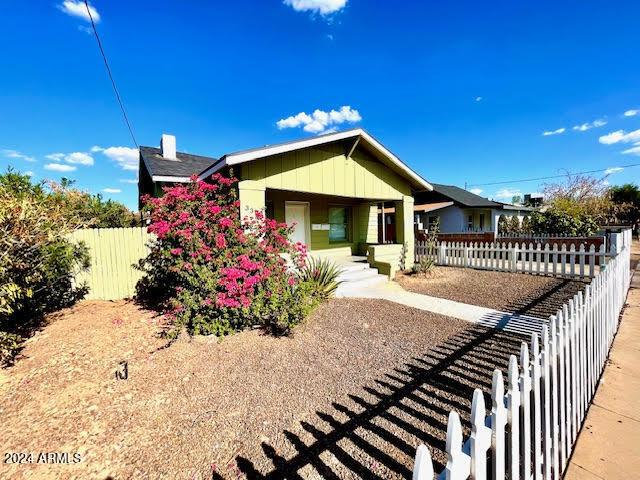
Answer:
[1,0,639,210]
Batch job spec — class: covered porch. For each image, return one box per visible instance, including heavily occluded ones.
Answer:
[237,182,416,276]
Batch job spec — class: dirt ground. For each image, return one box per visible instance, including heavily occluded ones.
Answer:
[396,267,587,319]
[0,299,526,479]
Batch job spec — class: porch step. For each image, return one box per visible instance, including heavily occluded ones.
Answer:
[331,259,389,297]
[335,273,389,297]
[337,266,380,283]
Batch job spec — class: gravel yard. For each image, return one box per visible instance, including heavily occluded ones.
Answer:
[0,298,526,479]
[396,267,587,319]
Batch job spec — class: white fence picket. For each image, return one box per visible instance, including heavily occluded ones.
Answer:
[412,230,632,480]
[415,239,611,279]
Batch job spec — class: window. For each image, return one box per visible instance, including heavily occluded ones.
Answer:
[329,207,351,243]
[428,215,439,231]
[467,214,473,231]
[479,213,485,231]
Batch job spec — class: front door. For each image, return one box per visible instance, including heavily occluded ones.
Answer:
[285,202,310,246]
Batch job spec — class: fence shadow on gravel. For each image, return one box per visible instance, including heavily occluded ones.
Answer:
[234,315,532,479]
[502,278,588,319]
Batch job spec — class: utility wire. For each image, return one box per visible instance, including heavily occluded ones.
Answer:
[467,162,640,187]
[84,0,138,148]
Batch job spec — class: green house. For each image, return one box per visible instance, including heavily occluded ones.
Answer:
[139,129,432,275]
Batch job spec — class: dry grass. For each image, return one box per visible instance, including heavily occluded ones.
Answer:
[397,267,587,318]
[0,298,527,480]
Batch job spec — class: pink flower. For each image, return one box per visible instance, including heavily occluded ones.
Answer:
[218,217,233,228]
[287,277,295,286]
[170,248,183,255]
[215,233,226,249]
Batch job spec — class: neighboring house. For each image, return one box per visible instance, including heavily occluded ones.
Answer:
[138,129,432,272]
[414,184,534,235]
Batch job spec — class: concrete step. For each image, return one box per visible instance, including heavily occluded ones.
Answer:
[336,262,370,274]
[335,274,389,297]
[337,267,380,282]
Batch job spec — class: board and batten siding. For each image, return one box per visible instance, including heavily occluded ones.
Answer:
[69,227,152,301]
[241,144,411,200]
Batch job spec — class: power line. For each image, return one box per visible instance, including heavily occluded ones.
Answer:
[467,162,640,187]
[84,0,138,148]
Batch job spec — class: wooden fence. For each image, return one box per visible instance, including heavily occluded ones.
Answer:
[415,241,610,280]
[69,227,152,300]
[412,229,632,479]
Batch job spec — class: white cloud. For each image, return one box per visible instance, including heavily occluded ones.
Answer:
[45,153,65,161]
[102,188,121,194]
[572,119,607,132]
[24,171,34,177]
[119,178,138,184]
[2,149,35,162]
[542,127,566,136]
[604,167,624,175]
[46,151,94,166]
[283,0,347,16]
[469,188,483,195]
[622,143,640,156]
[623,109,638,117]
[276,106,361,134]
[494,188,522,200]
[64,152,94,165]
[44,163,77,172]
[599,129,640,145]
[475,96,483,102]
[93,146,139,171]
[58,0,100,23]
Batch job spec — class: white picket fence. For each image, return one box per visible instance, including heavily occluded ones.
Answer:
[415,241,609,279]
[412,229,632,480]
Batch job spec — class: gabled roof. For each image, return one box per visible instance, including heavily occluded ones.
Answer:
[139,146,217,182]
[430,183,503,208]
[198,128,432,191]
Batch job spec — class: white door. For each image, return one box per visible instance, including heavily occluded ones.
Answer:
[285,202,309,245]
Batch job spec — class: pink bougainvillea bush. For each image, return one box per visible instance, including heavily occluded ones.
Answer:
[136,173,316,337]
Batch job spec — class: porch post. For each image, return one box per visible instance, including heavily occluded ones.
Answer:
[396,195,415,268]
[237,180,266,223]
[381,202,386,243]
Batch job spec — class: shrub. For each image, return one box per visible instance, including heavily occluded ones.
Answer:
[0,332,21,367]
[412,217,439,275]
[508,215,521,234]
[529,209,598,236]
[136,173,316,338]
[298,257,342,300]
[497,214,508,235]
[0,171,90,365]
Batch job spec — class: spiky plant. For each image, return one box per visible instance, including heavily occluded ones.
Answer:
[298,257,342,300]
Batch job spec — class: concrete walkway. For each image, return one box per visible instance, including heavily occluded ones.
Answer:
[564,261,640,479]
[343,281,547,336]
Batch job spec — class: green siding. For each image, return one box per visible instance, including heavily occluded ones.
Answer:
[241,144,411,200]
[266,190,379,253]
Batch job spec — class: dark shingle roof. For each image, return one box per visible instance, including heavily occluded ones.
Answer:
[431,183,503,208]
[139,146,217,178]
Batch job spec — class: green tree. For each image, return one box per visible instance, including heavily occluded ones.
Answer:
[609,183,640,224]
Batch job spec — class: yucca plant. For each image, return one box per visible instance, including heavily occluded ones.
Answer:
[297,257,343,300]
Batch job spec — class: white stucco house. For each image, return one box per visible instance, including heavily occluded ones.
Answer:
[414,184,534,235]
